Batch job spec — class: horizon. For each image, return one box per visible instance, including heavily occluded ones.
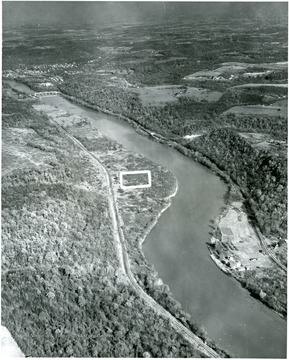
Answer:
[3,1,288,29]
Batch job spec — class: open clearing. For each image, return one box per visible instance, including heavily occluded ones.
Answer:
[272,99,288,107]
[34,104,91,128]
[184,61,288,80]
[232,83,288,89]
[223,105,287,118]
[239,132,287,155]
[212,202,271,271]
[131,85,222,106]
[155,57,188,64]
[131,85,182,106]
[121,171,151,188]
[183,64,246,80]
[2,127,57,176]
[182,87,223,102]
[220,61,288,70]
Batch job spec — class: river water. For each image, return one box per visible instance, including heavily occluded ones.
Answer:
[6,82,286,357]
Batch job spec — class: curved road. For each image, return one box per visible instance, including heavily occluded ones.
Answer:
[254,227,287,272]
[50,117,220,358]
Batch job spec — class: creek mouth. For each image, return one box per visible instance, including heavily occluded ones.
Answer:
[5,81,286,358]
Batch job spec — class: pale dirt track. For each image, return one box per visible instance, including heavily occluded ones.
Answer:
[49,116,221,358]
[254,228,287,273]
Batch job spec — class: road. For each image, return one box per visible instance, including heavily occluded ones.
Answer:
[49,117,220,358]
[254,227,287,273]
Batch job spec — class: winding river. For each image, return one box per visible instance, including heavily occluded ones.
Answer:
[6,82,287,358]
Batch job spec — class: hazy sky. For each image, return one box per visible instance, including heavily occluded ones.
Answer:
[3,1,288,28]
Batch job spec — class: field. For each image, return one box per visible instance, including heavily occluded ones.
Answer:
[184,87,223,101]
[121,172,150,187]
[239,132,287,156]
[131,85,181,106]
[272,99,288,106]
[211,201,271,271]
[223,105,287,118]
[129,85,223,107]
[184,62,288,81]
[232,83,288,88]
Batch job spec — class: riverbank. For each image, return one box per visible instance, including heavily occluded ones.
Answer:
[209,201,287,318]
[59,91,287,319]
[59,91,233,185]
[138,177,179,249]
[33,102,179,254]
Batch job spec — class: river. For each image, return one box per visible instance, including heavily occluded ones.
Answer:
[6,82,287,358]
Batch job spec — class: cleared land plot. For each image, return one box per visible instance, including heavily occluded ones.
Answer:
[232,83,288,89]
[239,132,287,155]
[183,87,223,102]
[216,202,271,271]
[184,70,223,80]
[184,61,288,80]
[242,71,272,78]
[155,57,188,64]
[131,85,182,106]
[184,65,250,80]
[4,80,35,95]
[131,85,222,106]
[223,105,287,118]
[220,61,288,70]
[33,104,91,127]
[121,171,151,188]
[272,99,288,107]
[2,128,57,176]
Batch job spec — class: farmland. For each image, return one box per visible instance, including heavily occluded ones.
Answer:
[223,105,287,118]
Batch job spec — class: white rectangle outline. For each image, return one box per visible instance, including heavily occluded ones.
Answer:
[120,170,151,189]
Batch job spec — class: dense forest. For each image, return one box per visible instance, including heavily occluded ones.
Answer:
[3,266,207,357]
[188,129,287,239]
[215,113,287,140]
[241,266,287,316]
[59,77,216,137]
